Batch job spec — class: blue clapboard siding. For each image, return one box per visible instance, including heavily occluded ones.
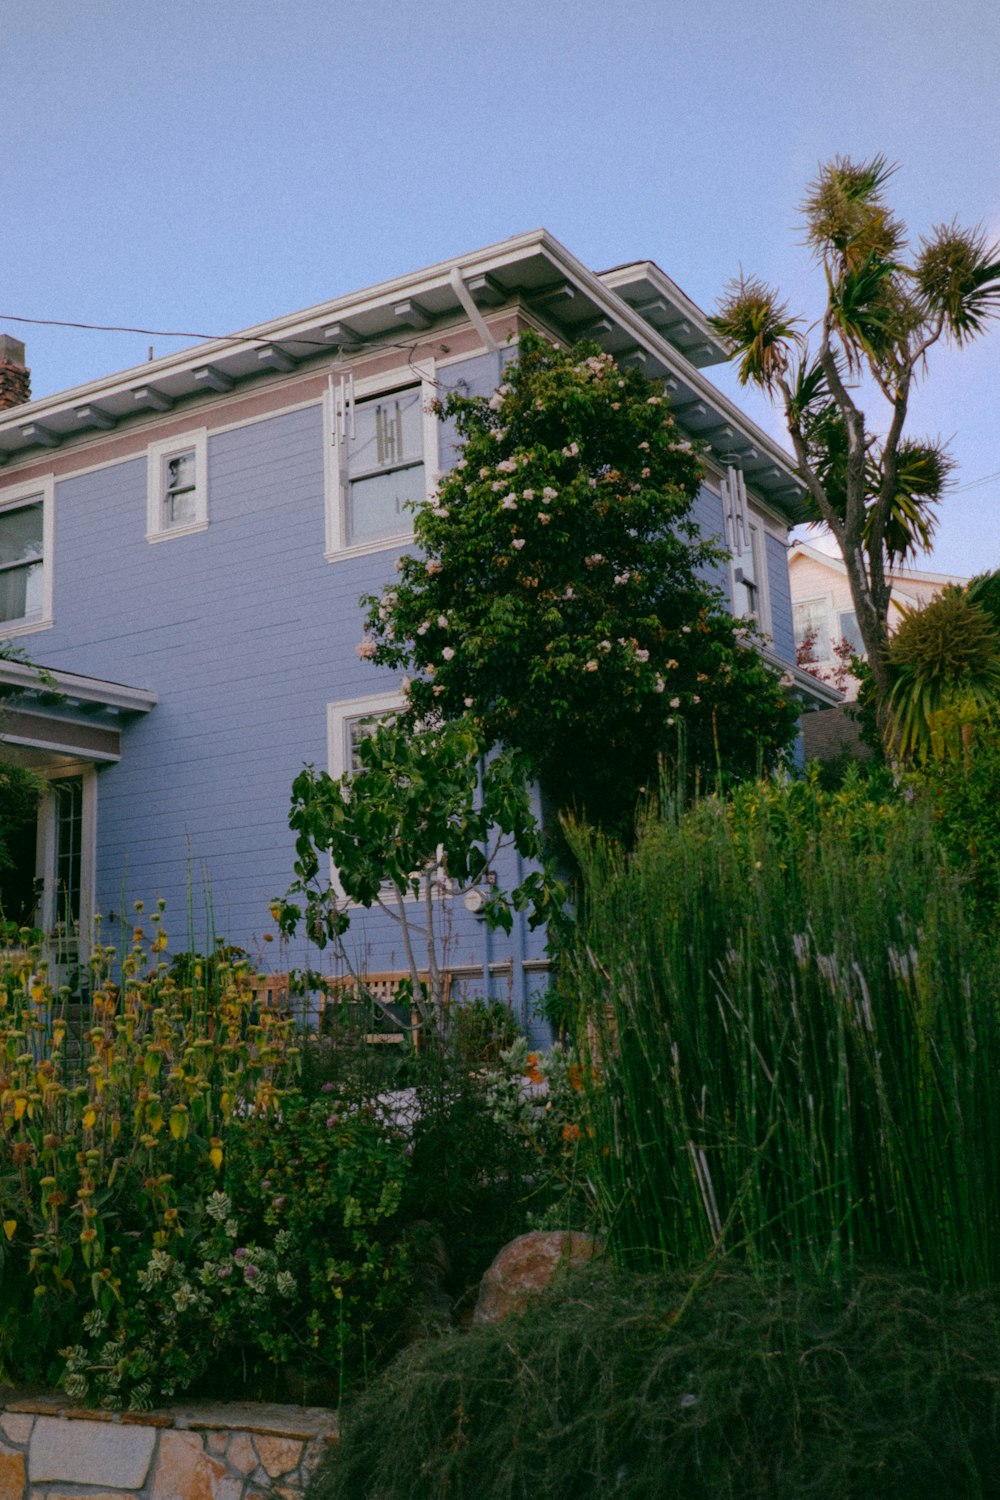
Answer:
[690,484,730,593]
[766,531,795,662]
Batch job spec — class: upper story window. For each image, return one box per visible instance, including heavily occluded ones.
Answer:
[793,596,832,656]
[146,430,208,542]
[0,476,54,634]
[325,377,435,559]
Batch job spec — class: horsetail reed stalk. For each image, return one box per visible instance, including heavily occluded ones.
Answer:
[565,775,1000,1288]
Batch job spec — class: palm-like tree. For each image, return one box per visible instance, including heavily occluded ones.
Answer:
[710,158,1000,745]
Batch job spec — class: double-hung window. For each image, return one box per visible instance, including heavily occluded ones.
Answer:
[328,691,406,901]
[146,430,208,541]
[0,477,54,634]
[326,378,435,557]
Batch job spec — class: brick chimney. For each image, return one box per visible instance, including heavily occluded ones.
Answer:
[0,334,30,410]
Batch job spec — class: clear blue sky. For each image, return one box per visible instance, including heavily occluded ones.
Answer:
[3,0,997,575]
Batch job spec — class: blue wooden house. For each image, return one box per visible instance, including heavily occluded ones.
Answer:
[0,231,837,1026]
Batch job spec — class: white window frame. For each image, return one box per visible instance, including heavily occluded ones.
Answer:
[0,474,54,636]
[793,595,834,660]
[328,690,406,902]
[324,369,438,562]
[146,429,208,542]
[35,761,98,957]
[327,689,449,905]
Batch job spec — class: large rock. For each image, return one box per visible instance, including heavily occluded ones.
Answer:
[474,1230,603,1325]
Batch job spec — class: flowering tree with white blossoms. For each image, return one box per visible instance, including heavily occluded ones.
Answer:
[360,331,798,834]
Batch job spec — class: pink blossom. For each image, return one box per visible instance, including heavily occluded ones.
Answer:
[670,697,680,708]
[426,559,442,575]
[653,677,665,693]
[646,396,662,405]
[634,648,650,663]
[497,458,517,473]
[512,538,526,550]
[356,639,377,660]
[416,621,430,636]
[456,458,468,469]
[442,646,455,661]
[464,696,474,707]
[693,695,700,703]
[666,658,679,669]
[542,486,558,500]
[523,489,535,500]
[584,554,604,568]
[641,468,651,478]
[437,615,449,629]
[562,442,579,457]
[682,625,692,634]
[432,506,449,518]
[638,442,650,451]
[538,513,551,524]
[479,467,492,479]
[501,495,518,510]
[613,572,630,585]
[584,660,598,672]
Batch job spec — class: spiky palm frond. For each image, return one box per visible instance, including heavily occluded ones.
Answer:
[801,156,905,265]
[914,222,1000,345]
[887,588,1000,762]
[708,275,801,390]
[966,570,1000,629]
[869,438,951,563]
[785,356,830,429]
[829,251,903,367]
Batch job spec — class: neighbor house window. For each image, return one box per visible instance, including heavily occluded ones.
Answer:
[325,377,435,558]
[838,609,864,657]
[793,597,831,657]
[146,430,208,541]
[0,477,54,634]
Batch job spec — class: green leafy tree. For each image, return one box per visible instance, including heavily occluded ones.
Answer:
[360,331,798,834]
[278,714,563,1039]
[710,156,1000,738]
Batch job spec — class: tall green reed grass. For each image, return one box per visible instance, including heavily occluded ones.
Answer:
[566,775,1000,1287]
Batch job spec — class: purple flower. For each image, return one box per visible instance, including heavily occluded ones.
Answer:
[322,1082,335,1093]
[244,1263,259,1280]
[234,1247,248,1262]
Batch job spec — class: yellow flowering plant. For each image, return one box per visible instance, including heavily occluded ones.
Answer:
[0,909,299,1391]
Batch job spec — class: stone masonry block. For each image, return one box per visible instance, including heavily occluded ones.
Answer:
[0,1440,26,1497]
[253,1433,303,1478]
[0,1413,35,1444]
[149,1429,237,1500]
[29,1416,156,1487]
[226,1431,258,1474]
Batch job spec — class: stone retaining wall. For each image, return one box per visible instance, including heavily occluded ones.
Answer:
[0,1394,337,1499]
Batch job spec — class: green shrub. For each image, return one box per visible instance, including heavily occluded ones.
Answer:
[224,1095,415,1404]
[308,1262,1000,1500]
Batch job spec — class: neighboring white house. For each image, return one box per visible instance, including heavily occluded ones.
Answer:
[789,539,966,700]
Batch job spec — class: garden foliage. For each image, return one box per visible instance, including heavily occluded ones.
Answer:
[564,772,1000,1287]
[0,912,416,1408]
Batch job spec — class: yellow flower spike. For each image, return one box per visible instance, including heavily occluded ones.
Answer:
[2,1220,14,1240]
[82,1107,97,1129]
[209,1139,223,1172]
[13,1096,26,1120]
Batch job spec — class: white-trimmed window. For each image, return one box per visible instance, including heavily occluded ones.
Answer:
[793,596,832,657]
[0,476,54,634]
[325,377,437,558]
[328,690,406,901]
[146,429,208,541]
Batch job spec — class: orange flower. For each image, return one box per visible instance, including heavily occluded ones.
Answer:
[524,1051,545,1085]
[567,1063,584,1092]
[561,1123,581,1142]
